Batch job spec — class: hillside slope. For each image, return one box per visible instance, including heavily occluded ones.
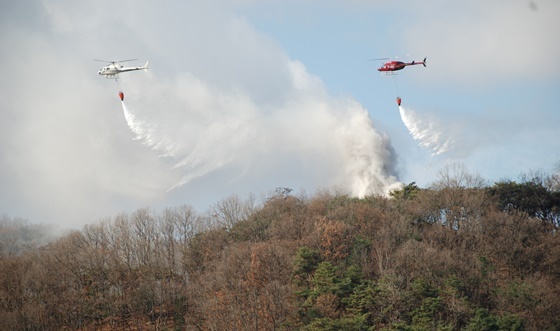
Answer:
[1,180,559,330]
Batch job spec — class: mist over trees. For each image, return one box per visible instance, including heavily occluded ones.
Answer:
[0,216,57,256]
[1,164,559,330]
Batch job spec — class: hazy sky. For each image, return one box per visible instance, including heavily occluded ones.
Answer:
[1,0,559,228]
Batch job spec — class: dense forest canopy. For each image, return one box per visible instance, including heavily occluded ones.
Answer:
[1,164,559,330]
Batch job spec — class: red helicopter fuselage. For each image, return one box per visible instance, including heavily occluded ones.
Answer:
[378,57,427,72]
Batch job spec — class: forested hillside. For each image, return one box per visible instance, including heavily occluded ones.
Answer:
[1,165,559,330]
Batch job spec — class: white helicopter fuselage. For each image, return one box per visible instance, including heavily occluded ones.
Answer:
[98,61,149,78]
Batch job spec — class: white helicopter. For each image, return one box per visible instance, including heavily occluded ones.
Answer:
[96,59,149,79]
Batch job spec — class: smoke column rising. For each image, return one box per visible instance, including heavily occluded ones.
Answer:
[120,62,401,197]
[398,105,454,155]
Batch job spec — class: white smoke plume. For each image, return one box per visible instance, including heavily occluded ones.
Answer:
[121,61,400,197]
[398,105,455,155]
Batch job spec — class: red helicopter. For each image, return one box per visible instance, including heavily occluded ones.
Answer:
[377,57,427,72]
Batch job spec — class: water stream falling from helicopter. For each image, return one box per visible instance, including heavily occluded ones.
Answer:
[398,105,454,155]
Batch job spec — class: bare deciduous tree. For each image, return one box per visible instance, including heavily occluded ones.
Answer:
[208,194,257,230]
[431,162,487,190]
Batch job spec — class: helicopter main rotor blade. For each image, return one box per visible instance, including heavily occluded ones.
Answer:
[94,58,138,63]
[116,59,138,63]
